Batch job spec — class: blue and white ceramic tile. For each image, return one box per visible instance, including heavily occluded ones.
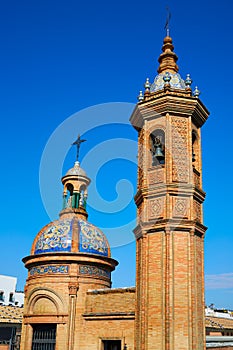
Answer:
[150,73,186,92]
[34,219,73,254]
[78,219,109,257]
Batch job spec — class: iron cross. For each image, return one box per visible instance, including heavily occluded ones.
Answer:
[72,134,86,161]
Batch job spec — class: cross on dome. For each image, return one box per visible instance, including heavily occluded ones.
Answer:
[72,134,86,162]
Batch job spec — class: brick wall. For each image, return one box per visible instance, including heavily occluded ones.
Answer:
[80,288,135,350]
[0,345,8,350]
[85,287,135,315]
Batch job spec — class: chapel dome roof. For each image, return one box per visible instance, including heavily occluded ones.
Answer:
[31,217,110,258]
[65,161,87,177]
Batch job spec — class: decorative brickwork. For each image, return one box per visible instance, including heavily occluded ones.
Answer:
[193,168,201,188]
[149,197,165,219]
[68,283,78,296]
[137,204,143,223]
[173,197,189,218]
[194,199,202,222]
[137,128,144,190]
[172,117,189,183]
[148,168,165,185]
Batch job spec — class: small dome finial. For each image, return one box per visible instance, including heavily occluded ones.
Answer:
[137,90,144,102]
[193,86,200,97]
[185,74,192,88]
[144,78,151,91]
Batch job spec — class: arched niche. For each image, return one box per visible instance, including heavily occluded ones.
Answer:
[33,297,57,315]
[27,287,66,316]
[79,184,87,208]
[150,129,165,166]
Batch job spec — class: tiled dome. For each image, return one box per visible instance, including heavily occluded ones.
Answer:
[32,217,110,257]
[150,36,185,93]
[150,72,186,92]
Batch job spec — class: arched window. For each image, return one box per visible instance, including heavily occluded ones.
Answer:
[65,183,74,208]
[79,185,87,208]
[150,129,165,166]
[192,131,197,163]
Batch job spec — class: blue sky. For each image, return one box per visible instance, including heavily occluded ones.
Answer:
[0,0,233,309]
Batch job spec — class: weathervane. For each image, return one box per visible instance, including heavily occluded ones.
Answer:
[164,7,171,37]
[72,134,86,162]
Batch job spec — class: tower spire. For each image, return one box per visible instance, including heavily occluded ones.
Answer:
[157,35,179,74]
[164,7,171,37]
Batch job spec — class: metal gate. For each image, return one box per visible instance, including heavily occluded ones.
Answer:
[32,324,56,350]
[9,327,21,350]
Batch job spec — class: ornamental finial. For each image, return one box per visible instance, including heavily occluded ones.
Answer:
[72,134,86,162]
[144,78,151,91]
[193,86,200,97]
[137,90,144,102]
[185,74,192,88]
[157,35,179,74]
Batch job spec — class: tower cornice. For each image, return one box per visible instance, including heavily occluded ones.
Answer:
[133,219,207,239]
[131,93,209,129]
[134,183,206,206]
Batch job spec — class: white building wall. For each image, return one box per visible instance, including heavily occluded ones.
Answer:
[205,306,233,319]
[15,291,24,306]
[0,275,24,307]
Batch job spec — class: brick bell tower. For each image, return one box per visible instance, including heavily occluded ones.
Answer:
[130,36,209,350]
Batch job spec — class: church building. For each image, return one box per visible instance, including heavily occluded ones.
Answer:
[20,34,209,350]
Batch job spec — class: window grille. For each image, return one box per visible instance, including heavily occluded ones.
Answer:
[32,324,56,350]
